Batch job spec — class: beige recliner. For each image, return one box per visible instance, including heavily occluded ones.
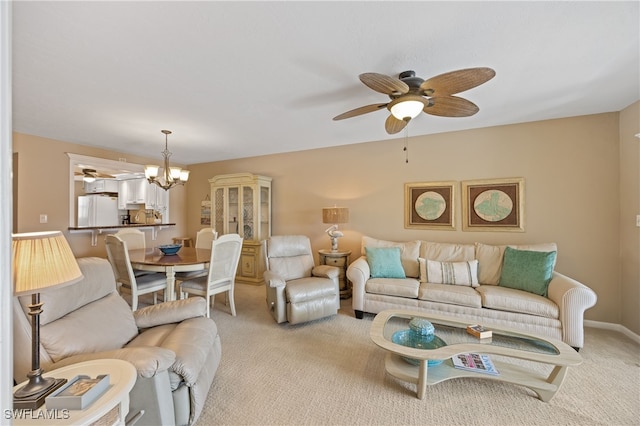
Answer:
[263,235,340,324]
[12,257,221,426]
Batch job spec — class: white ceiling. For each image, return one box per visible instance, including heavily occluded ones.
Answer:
[12,1,640,165]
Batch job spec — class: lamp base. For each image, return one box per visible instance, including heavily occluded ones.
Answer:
[14,373,67,409]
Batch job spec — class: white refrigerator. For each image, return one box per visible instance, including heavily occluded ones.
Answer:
[78,195,120,227]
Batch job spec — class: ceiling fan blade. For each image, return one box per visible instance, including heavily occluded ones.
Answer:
[420,67,495,96]
[333,103,388,120]
[360,73,409,95]
[424,96,480,117]
[385,115,408,134]
[95,172,115,179]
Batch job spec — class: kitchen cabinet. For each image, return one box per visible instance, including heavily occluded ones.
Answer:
[118,178,169,220]
[84,179,119,193]
[210,173,272,284]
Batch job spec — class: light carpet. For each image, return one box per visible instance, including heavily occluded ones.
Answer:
[196,283,639,425]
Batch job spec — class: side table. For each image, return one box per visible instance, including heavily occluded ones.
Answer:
[318,249,351,299]
[12,359,137,426]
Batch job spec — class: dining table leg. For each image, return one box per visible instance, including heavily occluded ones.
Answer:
[165,266,176,302]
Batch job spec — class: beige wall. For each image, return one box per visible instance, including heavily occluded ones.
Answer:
[619,101,640,334]
[12,133,187,257]
[13,110,637,329]
[186,113,623,325]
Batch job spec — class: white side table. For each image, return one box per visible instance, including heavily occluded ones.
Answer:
[12,359,137,426]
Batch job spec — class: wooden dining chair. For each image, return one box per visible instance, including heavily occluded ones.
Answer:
[174,228,219,284]
[105,234,168,311]
[177,234,243,317]
[114,228,146,249]
[113,228,150,277]
[195,228,218,249]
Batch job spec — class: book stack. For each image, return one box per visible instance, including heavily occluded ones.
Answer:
[466,324,492,339]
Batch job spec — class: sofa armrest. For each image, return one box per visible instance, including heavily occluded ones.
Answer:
[312,265,339,279]
[264,270,286,288]
[547,271,597,348]
[347,256,370,312]
[134,297,207,329]
[46,346,176,379]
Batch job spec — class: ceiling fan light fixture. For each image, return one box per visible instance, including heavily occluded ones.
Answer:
[390,99,424,120]
[83,175,96,183]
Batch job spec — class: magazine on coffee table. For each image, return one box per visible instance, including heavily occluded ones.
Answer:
[451,353,499,375]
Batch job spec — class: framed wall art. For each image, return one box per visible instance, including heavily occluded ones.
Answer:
[404,181,456,230]
[461,177,525,232]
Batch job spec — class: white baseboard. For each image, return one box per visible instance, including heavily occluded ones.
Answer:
[585,320,640,344]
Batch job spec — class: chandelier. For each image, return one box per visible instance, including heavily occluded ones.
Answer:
[144,130,190,191]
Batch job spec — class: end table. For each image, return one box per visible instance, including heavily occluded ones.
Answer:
[12,359,137,426]
[318,249,352,299]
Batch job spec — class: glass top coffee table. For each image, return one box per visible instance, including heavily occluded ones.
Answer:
[370,309,582,402]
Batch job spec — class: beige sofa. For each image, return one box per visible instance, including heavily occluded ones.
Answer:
[347,237,597,349]
[13,257,221,426]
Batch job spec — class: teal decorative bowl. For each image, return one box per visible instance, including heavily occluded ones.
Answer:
[158,244,182,255]
[391,329,446,366]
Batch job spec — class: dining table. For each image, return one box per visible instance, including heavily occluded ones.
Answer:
[128,246,211,301]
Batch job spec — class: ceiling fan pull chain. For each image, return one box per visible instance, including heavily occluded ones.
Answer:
[404,125,409,163]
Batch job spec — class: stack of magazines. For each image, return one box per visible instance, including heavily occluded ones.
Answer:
[451,353,499,375]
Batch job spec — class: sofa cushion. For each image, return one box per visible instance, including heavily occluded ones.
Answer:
[40,292,139,363]
[366,247,406,278]
[361,236,420,278]
[476,285,559,318]
[366,278,420,298]
[418,283,482,308]
[419,258,479,287]
[475,242,558,285]
[420,241,475,262]
[499,247,557,296]
[19,257,117,326]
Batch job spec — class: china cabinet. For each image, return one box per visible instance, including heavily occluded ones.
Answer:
[210,173,272,284]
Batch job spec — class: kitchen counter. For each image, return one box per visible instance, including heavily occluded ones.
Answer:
[69,223,176,230]
[69,223,176,246]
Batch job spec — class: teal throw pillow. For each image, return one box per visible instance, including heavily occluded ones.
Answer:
[499,247,557,296]
[365,247,406,279]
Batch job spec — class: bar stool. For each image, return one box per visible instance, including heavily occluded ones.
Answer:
[172,237,194,247]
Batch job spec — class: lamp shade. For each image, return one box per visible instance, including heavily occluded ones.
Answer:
[12,231,83,296]
[322,207,349,224]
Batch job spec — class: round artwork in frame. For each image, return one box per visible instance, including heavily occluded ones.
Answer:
[473,189,513,222]
[414,191,446,221]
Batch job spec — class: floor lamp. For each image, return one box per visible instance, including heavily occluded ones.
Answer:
[12,231,83,409]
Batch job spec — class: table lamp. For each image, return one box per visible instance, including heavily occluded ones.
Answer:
[12,231,83,409]
[322,207,349,251]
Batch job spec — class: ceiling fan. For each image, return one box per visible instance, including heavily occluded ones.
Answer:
[333,67,496,134]
[74,168,115,182]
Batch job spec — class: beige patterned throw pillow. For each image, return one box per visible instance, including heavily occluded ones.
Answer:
[419,258,479,287]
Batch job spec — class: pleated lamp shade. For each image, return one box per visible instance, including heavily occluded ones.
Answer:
[12,231,83,296]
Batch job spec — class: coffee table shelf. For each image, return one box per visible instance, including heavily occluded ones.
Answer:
[370,309,582,401]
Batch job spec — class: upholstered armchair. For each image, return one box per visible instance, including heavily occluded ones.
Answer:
[263,235,340,324]
[12,257,221,426]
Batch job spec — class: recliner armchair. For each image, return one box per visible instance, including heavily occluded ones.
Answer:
[263,235,340,324]
[12,257,221,426]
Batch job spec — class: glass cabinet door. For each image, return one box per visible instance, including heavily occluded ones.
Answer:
[242,185,254,239]
[214,188,225,236]
[228,186,239,234]
[259,185,270,241]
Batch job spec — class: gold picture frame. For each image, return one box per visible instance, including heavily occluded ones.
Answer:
[404,181,456,230]
[461,177,525,232]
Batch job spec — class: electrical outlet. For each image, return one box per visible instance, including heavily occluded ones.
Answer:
[636,215,640,227]
[39,214,48,224]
